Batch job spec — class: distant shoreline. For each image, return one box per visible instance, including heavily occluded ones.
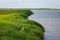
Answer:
[0,8,60,10]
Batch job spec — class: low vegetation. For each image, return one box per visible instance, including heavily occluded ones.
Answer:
[0,9,45,40]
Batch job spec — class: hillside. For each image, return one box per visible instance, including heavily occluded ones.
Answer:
[0,9,44,40]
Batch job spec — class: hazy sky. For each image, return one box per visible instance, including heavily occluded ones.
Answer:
[0,0,60,8]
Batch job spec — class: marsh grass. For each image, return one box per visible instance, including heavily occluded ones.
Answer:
[0,9,44,40]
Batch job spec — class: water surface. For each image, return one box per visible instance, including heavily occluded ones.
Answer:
[29,10,60,40]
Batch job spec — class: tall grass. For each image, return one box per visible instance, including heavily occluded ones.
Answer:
[0,9,44,40]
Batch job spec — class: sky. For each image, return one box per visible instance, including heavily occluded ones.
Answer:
[0,0,60,8]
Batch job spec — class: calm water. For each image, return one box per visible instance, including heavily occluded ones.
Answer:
[29,10,60,40]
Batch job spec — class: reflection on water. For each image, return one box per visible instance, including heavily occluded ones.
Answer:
[29,10,60,40]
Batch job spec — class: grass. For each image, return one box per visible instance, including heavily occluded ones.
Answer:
[0,9,44,40]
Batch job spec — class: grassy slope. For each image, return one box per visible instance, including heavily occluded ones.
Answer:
[0,9,44,40]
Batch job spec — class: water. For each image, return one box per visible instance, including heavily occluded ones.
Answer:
[29,10,60,40]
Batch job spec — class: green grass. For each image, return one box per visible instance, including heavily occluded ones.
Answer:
[0,9,44,40]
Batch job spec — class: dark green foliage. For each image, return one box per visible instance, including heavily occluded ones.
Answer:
[0,9,44,40]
